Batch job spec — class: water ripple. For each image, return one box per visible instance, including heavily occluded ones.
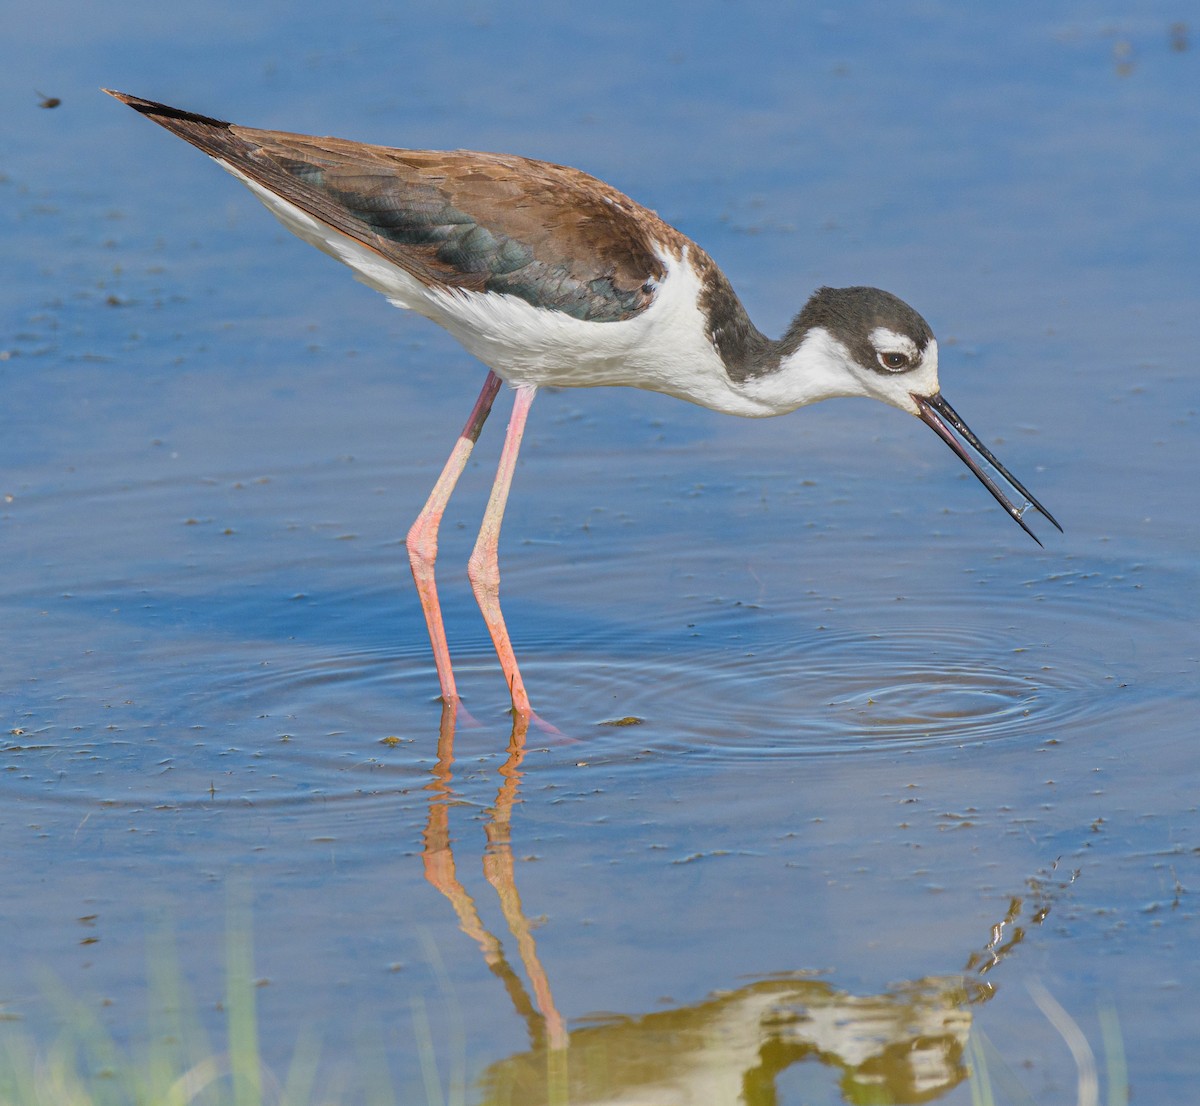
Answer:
[527,627,1113,760]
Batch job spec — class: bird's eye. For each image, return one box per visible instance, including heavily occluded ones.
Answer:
[878,351,910,372]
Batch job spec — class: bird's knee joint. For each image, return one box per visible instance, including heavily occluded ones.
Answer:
[467,553,499,597]
[406,525,438,569]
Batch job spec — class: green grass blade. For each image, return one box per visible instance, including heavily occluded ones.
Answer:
[226,883,262,1106]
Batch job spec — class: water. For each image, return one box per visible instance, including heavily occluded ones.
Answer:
[2,1,1198,1102]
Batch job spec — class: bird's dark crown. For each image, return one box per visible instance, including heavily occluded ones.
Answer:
[782,286,934,369]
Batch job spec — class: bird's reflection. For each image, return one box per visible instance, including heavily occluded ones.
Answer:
[484,974,986,1106]
[420,705,1066,1105]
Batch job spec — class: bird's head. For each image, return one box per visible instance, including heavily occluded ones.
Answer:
[780,285,939,414]
[774,286,1060,543]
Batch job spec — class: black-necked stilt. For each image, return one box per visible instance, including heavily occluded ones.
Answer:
[106,90,1060,719]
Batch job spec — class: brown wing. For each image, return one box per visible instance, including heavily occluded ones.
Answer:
[106,91,690,322]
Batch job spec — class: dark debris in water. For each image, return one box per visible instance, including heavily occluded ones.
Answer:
[599,716,645,727]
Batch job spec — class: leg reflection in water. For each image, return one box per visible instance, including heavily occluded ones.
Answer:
[421,703,569,1060]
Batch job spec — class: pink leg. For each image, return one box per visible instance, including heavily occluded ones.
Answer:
[467,384,537,717]
[407,371,503,705]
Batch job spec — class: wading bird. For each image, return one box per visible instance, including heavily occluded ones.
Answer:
[106,90,1059,719]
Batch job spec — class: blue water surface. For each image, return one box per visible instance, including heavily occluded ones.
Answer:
[2,1,1198,1102]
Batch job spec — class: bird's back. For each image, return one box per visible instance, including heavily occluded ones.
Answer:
[108,92,689,323]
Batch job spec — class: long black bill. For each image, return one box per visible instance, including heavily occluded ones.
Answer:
[914,392,1061,546]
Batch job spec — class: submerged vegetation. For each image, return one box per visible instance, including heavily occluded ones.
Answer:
[0,893,451,1106]
[0,894,1125,1106]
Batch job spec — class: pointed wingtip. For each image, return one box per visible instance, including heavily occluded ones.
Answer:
[102,89,232,131]
[102,88,149,109]
[102,88,171,115]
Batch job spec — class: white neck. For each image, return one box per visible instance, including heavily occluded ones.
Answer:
[738,328,868,413]
[740,329,941,417]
